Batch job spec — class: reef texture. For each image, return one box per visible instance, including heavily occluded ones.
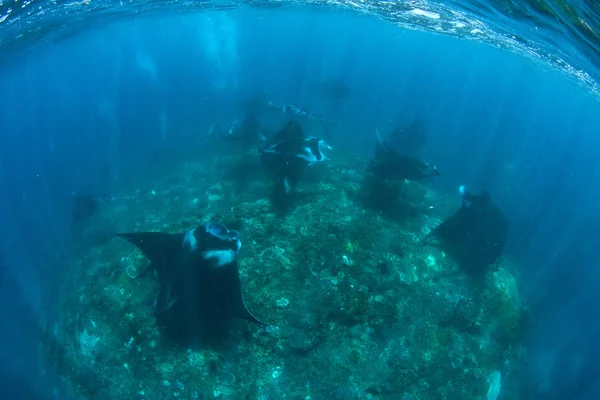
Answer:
[50,148,527,400]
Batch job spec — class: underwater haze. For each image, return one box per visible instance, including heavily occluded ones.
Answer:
[1,1,600,399]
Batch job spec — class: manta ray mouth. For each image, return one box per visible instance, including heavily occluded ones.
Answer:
[206,222,239,241]
[205,222,241,252]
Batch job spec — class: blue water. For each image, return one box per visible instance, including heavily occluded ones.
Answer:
[1,3,600,399]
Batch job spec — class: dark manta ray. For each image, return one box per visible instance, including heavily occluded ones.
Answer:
[259,119,331,194]
[281,104,331,140]
[239,94,282,117]
[314,78,350,99]
[213,115,265,147]
[70,191,113,221]
[116,222,266,344]
[386,119,428,157]
[368,129,439,181]
[424,187,509,277]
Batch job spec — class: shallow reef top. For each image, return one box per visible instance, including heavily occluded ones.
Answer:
[55,147,527,400]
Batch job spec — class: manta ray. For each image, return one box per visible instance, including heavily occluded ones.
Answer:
[259,119,331,194]
[424,187,509,277]
[116,222,266,344]
[367,128,439,181]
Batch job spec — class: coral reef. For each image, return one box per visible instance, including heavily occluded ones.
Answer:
[53,148,527,399]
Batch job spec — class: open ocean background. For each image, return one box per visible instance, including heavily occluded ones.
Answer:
[1,1,600,399]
